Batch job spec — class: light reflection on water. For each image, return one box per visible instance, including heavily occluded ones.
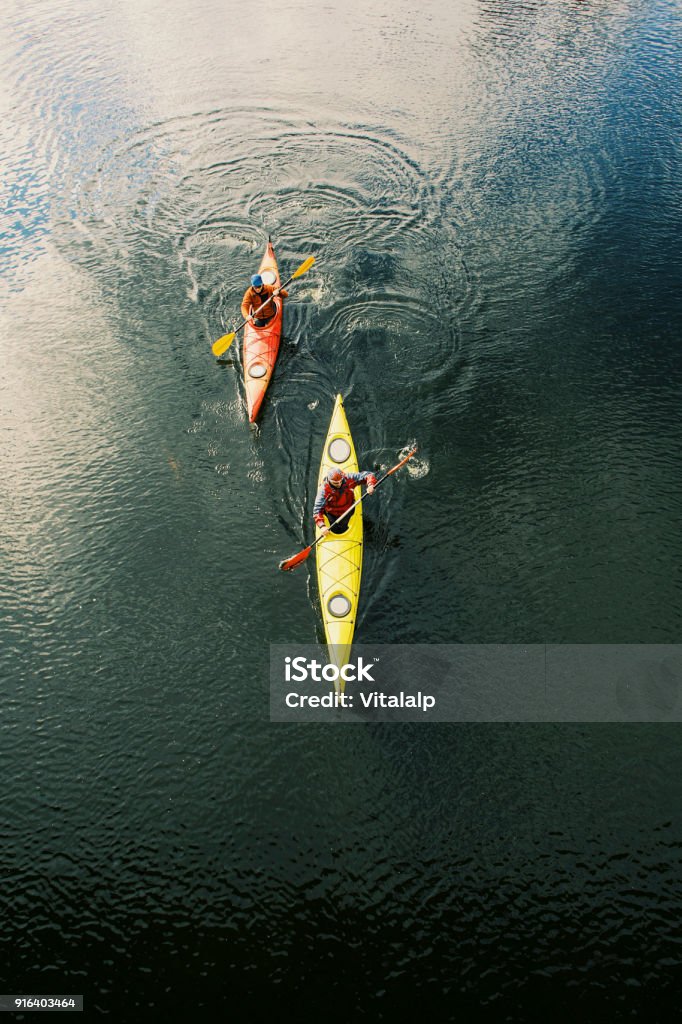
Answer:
[2,0,682,1017]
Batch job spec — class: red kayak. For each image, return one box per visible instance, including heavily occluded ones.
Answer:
[242,239,283,423]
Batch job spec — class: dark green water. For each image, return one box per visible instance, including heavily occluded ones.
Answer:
[2,0,682,1019]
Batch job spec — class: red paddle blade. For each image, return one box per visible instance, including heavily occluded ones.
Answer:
[387,447,418,476]
[279,545,313,572]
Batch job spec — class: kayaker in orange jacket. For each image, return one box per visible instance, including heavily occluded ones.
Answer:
[241,274,288,328]
[314,467,377,536]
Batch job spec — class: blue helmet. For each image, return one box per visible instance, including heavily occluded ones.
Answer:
[251,274,263,288]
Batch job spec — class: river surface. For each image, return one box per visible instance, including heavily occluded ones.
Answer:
[2,0,682,1019]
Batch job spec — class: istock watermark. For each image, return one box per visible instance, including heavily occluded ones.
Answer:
[270,644,682,723]
[284,656,377,684]
[273,646,437,720]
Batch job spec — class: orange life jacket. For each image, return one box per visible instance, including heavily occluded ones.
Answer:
[241,284,278,322]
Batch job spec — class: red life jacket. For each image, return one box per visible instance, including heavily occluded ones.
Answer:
[322,477,357,518]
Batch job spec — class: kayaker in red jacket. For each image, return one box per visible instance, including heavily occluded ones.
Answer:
[241,274,288,328]
[314,467,377,536]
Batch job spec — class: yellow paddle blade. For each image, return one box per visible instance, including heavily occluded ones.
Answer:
[291,256,315,279]
[211,332,236,357]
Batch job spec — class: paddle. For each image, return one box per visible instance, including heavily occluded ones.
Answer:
[279,447,418,572]
[211,256,316,357]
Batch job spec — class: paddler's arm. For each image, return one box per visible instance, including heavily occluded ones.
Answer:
[346,470,377,495]
[241,287,255,322]
[313,485,330,535]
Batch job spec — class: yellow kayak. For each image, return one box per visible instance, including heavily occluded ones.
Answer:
[316,394,363,688]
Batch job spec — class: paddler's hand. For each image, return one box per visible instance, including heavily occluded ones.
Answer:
[367,484,375,495]
[319,525,331,536]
